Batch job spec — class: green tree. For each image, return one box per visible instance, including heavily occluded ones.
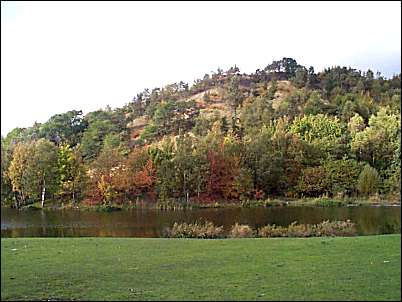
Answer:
[290,114,343,157]
[348,113,365,135]
[80,119,117,160]
[351,107,400,172]
[31,139,60,207]
[243,125,286,195]
[58,144,86,204]
[303,91,336,115]
[357,164,379,196]
[292,67,308,88]
[8,143,34,207]
[323,159,362,196]
[39,110,87,146]
[153,101,175,135]
[240,95,273,133]
[8,139,59,207]
[1,138,14,205]
[226,75,243,132]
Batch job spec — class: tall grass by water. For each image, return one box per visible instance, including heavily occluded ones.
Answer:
[165,220,357,238]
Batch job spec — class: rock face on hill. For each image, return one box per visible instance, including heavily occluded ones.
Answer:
[125,76,298,147]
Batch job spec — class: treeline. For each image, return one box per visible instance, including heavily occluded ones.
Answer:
[1,58,400,208]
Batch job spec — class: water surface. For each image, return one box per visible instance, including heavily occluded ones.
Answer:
[1,206,400,237]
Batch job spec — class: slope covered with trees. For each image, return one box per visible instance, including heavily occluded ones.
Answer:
[1,58,401,208]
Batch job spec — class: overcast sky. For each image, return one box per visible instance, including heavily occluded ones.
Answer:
[1,1,401,136]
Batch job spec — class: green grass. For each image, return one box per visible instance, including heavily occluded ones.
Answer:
[1,235,400,301]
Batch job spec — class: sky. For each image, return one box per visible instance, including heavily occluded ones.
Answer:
[1,1,401,136]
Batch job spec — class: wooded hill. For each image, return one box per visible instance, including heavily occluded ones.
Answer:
[1,57,401,207]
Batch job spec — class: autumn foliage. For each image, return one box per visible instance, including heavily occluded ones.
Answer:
[1,58,400,208]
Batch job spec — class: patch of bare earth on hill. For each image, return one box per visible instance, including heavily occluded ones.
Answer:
[270,80,296,110]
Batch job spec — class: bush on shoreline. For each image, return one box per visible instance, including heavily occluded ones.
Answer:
[230,223,254,238]
[165,221,224,239]
[258,220,357,237]
[165,220,357,239]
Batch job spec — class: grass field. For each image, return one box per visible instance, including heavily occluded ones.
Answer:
[1,235,400,301]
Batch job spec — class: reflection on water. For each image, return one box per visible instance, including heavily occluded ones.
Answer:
[1,206,400,237]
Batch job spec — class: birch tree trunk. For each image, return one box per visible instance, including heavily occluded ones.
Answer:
[41,178,46,208]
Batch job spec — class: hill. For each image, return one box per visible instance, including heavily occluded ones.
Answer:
[1,57,401,207]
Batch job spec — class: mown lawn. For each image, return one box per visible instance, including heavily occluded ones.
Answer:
[1,235,400,301]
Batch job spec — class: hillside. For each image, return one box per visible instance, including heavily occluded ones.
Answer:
[1,57,401,207]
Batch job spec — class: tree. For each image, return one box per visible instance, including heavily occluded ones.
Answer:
[306,66,319,89]
[348,113,365,135]
[31,139,59,207]
[296,166,329,197]
[87,147,124,205]
[242,125,288,195]
[206,150,232,200]
[265,57,301,79]
[226,75,244,132]
[153,101,176,135]
[382,137,401,195]
[357,164,379,196]
[8,143,33,207]
[39,110,87,146]
[240,95,273,133]
[80,119,117,160]
[101,133,129,156]
[112,147,156,202]
[156,158,176,201]
[150,138,176,201]
[292,67,308,88]
[172,134,202,202]
[323,159,362,196]
[351,107,400,172]
[267,79,278,99]
[8,139,59,207]
[58,144,86,204]
[193,115,215,137]
[3,127,33,147]
[290,114,343,157]
[281,57,300,78]
[1,137,13,205]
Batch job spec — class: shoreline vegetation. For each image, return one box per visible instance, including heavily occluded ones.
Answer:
[1,235,400,301]
[5,195,400,211]
[165,220,358,238]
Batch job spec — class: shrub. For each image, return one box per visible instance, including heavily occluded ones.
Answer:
[287,221,314,237]
[230,223,254,238]
[167,220,357,239]
[357,164,379,196]
[313,220,357,237]
[258,224,288,237]
[166,221,224,239]
[258,220,357,238]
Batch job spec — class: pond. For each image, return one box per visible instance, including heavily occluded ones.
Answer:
[1,206,400,237]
